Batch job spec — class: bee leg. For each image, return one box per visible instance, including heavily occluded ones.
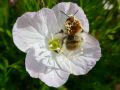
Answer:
[59,36,67,53]
[54,50,59,53]
[55,29,64,34]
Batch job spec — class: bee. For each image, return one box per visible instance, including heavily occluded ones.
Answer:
[56,10,83,52]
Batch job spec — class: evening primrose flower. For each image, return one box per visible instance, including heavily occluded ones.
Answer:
[13,2,101,87]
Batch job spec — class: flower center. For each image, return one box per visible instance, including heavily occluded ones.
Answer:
[48,37,61,53]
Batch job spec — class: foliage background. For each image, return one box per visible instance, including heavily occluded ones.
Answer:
[0,0,120,90]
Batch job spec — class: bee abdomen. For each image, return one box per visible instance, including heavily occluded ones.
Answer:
[66,40,80,50]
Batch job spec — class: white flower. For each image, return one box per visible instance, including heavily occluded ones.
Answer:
[13,2,101,87]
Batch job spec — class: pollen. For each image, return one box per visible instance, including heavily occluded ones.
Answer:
[48,37,61,52]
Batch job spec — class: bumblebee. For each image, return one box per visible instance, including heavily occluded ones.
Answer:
[57,10,83,52]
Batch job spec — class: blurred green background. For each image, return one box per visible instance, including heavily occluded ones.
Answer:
[0,0,120,90]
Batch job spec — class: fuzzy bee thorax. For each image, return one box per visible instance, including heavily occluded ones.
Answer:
[65,16,82,35]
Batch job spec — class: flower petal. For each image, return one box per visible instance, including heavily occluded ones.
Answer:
[38,69,69,87]
[80,32,101,60]
[25,45,70,87]
[35,8,60,36]
[13,12,45,52]
[55,54,90,75]
[54,32,101,75]
[67,32,101,75]
[13,8,59,52]
[52,2,89,32]
[25,45,47,78]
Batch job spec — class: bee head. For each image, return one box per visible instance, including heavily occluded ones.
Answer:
[65,16,81,35]
[60,10,82,35]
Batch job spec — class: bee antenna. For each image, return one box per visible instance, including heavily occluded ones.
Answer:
[60,10,69,17]
[73,10,79,16]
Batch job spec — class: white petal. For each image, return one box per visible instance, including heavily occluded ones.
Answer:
[52,2,70,30]
[25,44,48,78]
[13,12,45,52]
[25,45,70,87]
[35,8,60,35]
[52,2,89,32]
[54,32,101,75]
[67,32,101,75]
[39,69,69,87]
[55,54,89,75]
[13,8,59,52]
[80,32,101,60]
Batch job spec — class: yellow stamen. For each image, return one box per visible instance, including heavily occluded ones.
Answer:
[48,37,61,52]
